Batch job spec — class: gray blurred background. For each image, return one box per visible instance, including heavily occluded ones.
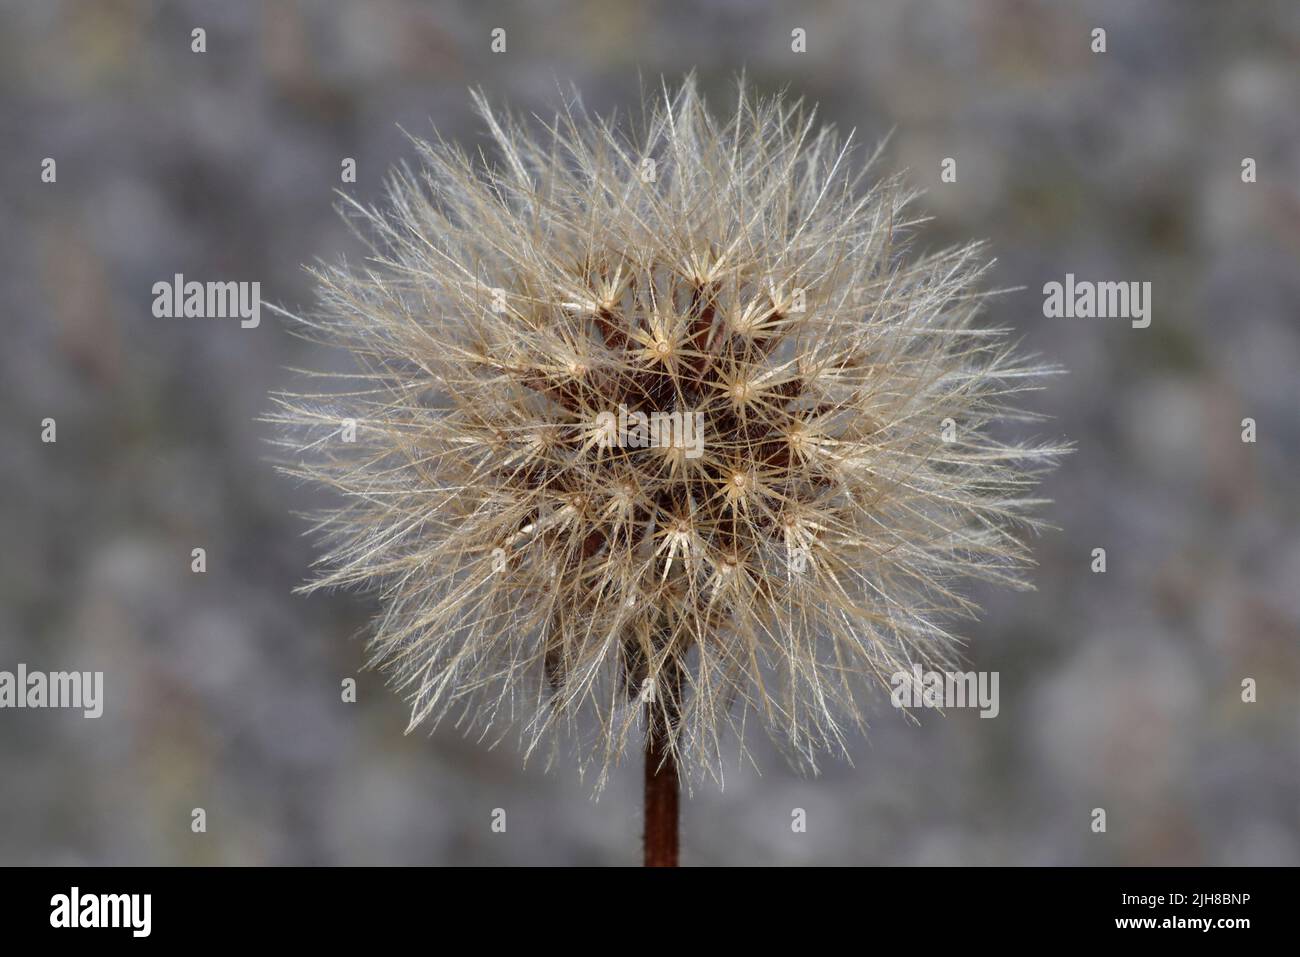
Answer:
[2,0,1297,865]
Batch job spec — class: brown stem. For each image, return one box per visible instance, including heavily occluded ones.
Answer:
[643,701,679,867]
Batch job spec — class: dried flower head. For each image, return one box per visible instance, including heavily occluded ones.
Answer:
[270,76,1063,787]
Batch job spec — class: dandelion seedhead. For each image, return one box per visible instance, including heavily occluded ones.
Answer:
[271,76,1063,787]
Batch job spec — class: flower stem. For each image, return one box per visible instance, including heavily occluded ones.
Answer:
[643,701,679,867]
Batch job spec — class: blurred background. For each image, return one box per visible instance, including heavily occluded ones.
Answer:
[1,0,1297,865]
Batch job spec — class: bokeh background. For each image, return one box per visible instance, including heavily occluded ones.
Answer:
[2,0,1297,865]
